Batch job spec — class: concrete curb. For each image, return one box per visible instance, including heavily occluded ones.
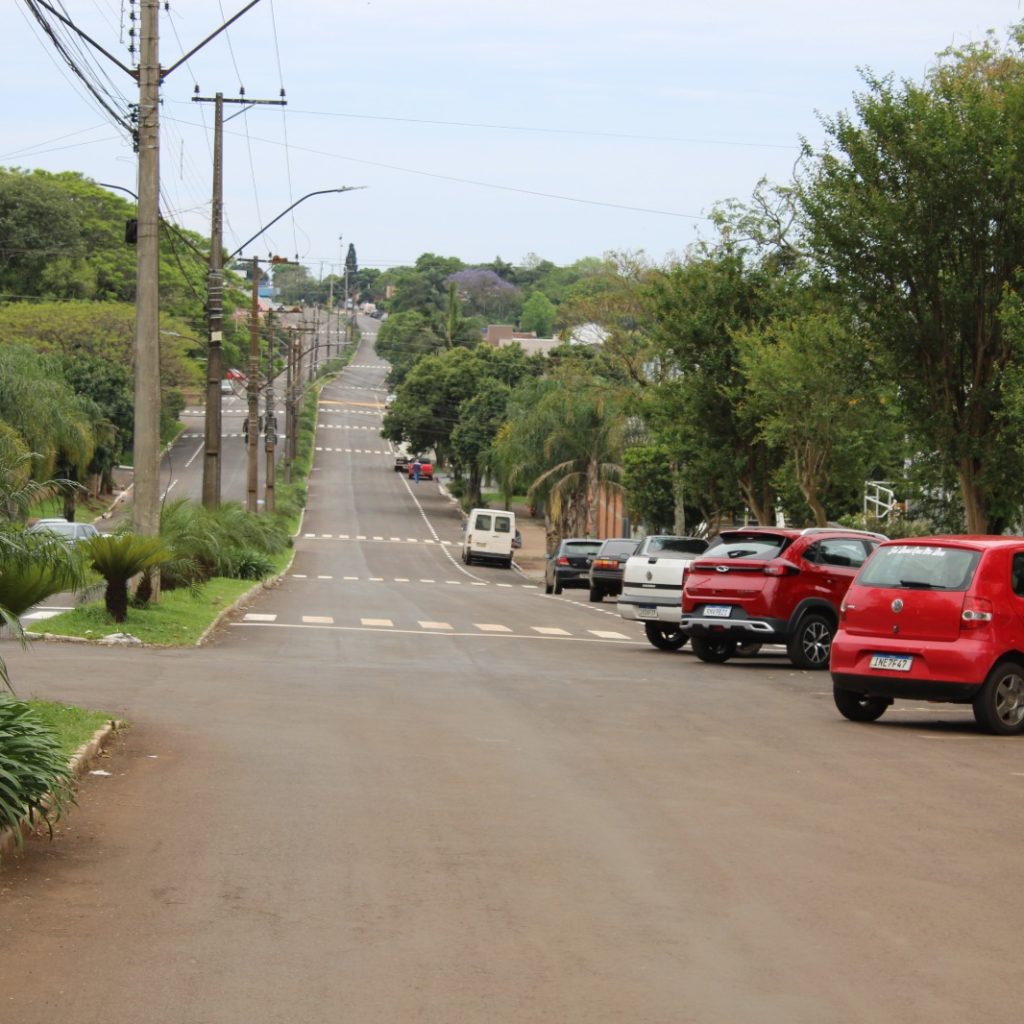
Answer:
[0,717,123,867]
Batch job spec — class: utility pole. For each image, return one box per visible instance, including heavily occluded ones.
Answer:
[133,0,161,560]
[194,91,285,508]
[264,308,277,513]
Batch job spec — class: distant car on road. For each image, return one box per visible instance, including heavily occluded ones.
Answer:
[27,518,100,543]
[588,538,639,602]
[408,457,433,481]
[220,379,234,395]
[545,538,602,595]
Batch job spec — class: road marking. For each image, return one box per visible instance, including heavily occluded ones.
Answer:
[233,622,643,645]
[475,623,512,632]
[393,577,410,582]
[368,577,384,582]
[292,574,307,578]
[445,580,462,585]
[420,578,435,583]
[361,618,393,627]
[533,626,570,636]
[589,630,631,639]
[302,615,335,625]
[343,576,359,581]
[243,613,277,622]
[419,621,452,630]
[317,575,333,580]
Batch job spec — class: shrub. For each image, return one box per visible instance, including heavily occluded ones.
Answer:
[0,696,74,849]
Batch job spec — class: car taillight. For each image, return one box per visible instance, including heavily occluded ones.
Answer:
[763,562,798,576]
[961,595,993,629]
[594,559,616,569]
[556,556,569,566]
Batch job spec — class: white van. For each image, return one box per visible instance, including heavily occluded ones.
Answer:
[461,508,516,568]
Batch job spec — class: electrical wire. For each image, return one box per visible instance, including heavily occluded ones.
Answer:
[163,116,708,221]
[285,108,799,152]
[267,0,298,258]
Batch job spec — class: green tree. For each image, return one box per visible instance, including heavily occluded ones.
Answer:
[373,310,441,388]
[519,291,557,336]
[622,445,676,533]
[799,26,1024,532]
[736,307,902,526]
[450,379,512,506]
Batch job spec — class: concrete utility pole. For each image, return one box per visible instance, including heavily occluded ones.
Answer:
[133,0,162,585]
[194,91,286,508]
[264,308,277,514]
[247,257,262,513]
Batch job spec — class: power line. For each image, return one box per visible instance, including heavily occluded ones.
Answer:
[282,107,800,152]
[163,117,710,221]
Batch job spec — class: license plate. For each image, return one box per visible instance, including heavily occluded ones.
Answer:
[637,605,658,620]
[703,605,733,618]
[870,654,913,672]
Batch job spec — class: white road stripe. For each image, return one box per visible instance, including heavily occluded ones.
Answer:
[243,613,277,622]
[533,626,570,636]
[361,618,393,627]
[475,624,512,632]
[302,616,335,625]
[419,621,453,630]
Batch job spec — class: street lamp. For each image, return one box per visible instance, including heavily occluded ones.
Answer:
[202,186,366,510]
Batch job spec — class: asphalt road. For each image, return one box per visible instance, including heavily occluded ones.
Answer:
[1,333,1022,1022]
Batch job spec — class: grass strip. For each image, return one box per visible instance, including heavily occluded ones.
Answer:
[26,700,114,756]
[27,577,255,646]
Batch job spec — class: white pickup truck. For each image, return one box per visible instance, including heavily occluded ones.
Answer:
[617,535,710,650]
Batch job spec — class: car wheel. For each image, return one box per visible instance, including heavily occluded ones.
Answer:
[972,660,1024,735]
[553,578,563,595]
[504,557,513,569]
[691,636,737,663]
[589,585,603,602]
[644,623,687,651]
[787,613,835,670]
[736,642,762,657]
[833,684,890,723]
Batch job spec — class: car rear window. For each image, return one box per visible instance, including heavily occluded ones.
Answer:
[599,541,637,558]
[857,545,982,591]
[494,517,512,534]
[564,541,602,556]
[706,533,790,560]
[646,537,707,556]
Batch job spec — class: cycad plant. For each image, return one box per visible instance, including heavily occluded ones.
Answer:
[84,534,169,623]
[0,696,74,850]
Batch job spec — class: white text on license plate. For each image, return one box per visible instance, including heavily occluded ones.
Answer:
[637,605,658,620]
[870,654,913,672]
[704,605,732,618]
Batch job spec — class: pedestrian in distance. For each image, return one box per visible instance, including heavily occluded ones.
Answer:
[412,458,421,483]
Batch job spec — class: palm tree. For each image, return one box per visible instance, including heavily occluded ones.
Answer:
[496,373,627,543]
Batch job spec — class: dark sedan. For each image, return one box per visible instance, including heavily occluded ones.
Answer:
[544,538,603,595]
[588,538,639,602]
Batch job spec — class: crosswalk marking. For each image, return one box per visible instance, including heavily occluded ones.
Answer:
[532,626,570,636]
[244,613,278,622]
[589,630,631,640]
[475,623,512,632]
[302,615,335,625]
[419,621,452,630]
[361,617,393,627]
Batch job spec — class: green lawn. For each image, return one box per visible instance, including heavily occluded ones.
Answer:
[27,576,260,646]
[26,700,115,756]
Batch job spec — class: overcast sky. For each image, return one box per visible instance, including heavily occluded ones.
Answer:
[5,1,1023,277]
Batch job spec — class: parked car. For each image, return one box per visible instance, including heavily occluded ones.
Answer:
[588,538,639,602]
[681,527,885,669]
[831,536,1024,734]
[618,535,709,650]
[462,508,516,568]
[407,456,433,481]
[220,379,234,395]
[545,538,603,595]
[27,518,100,543]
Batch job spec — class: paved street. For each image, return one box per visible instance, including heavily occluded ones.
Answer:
[1,334,1021,1023]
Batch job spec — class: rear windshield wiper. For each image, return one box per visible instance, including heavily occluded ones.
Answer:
[897,579,942,589]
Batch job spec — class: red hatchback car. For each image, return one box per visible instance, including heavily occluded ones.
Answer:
[681,527,885,669]
[831,536,1024,734]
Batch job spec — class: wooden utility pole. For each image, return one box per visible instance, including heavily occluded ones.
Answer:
[133,0,162,584]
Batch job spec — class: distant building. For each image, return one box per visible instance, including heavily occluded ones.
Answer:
[484,324,562,356]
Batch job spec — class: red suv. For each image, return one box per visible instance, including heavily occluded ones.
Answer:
[831,536,1024,734]
[681,527,884,669]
